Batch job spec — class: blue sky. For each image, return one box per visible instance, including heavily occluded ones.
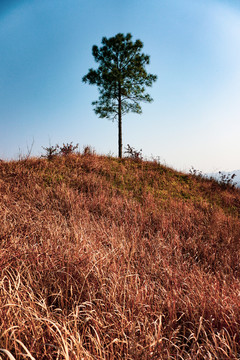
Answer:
[0,0,240,172]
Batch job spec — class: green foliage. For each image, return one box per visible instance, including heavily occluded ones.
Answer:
[82,33,157,119]
[83,33,157,157]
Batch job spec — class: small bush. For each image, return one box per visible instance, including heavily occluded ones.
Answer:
[189,166,204,179]
[59,142,79,156]
[124,144,143,161]
[83,145,95,156]
[41,145,59,160]
[218,171,237,188]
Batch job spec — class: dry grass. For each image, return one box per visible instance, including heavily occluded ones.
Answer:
[0,154,239,359]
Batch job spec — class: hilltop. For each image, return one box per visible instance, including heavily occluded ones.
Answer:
[0,153,239,359]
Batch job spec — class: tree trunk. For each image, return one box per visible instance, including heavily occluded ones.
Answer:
[118,83,122,158]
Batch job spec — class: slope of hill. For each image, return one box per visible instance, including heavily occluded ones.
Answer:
[0,154,239,359]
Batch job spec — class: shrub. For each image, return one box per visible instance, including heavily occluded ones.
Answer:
[189,166,204,179]
[124,144,143,161]
[218,171,237,188]
[83,145,95,156]
[41,145,59,160]
[59,142,79,156]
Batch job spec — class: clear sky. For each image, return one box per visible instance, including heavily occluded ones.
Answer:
[0,0,240,172]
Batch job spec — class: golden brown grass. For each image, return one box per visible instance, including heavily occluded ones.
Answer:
[0,154,239,359]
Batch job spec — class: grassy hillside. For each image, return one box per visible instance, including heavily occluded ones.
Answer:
[0,153,239,359]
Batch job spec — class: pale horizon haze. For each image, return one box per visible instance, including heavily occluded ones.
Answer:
[0,0,240,173]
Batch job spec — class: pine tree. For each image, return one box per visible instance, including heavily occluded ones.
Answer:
[82,33,157,158]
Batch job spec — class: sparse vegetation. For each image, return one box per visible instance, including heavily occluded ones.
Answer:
[189,166,204,179]
[59,142,79,156]
[83,145,95,156]
[42,142,79,160]
[124,144,143,160]
[0,153,239,359]
[41,144,59,160]
[218,171,237,188]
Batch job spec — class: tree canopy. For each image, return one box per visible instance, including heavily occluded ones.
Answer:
[82,33,157,158]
